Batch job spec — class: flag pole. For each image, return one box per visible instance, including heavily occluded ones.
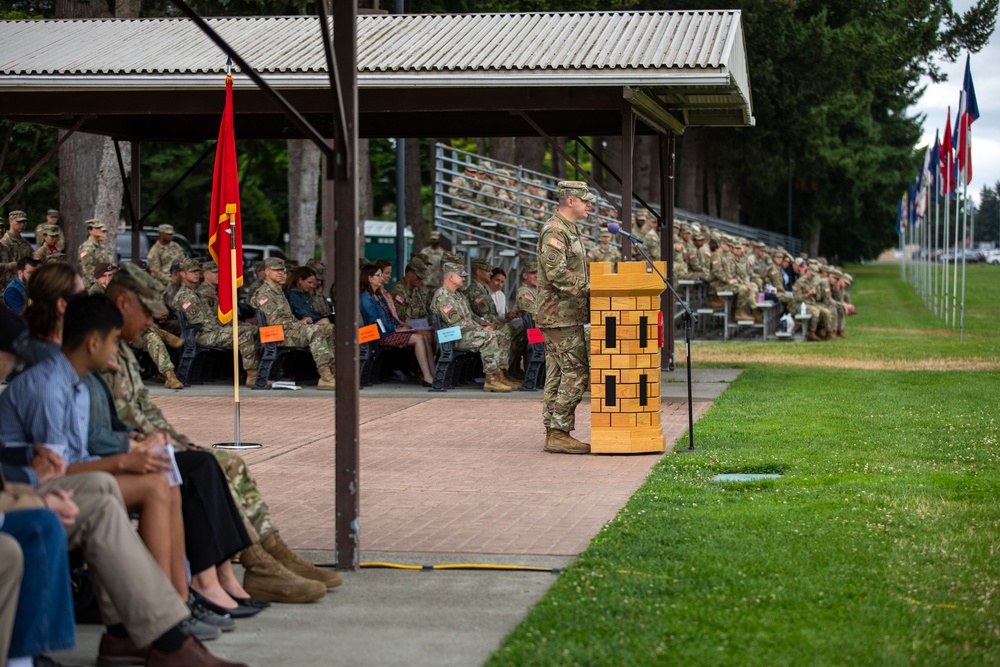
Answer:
[933,176,940,317]
[952,164,961,329]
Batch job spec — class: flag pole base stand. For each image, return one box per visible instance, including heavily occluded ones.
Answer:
[212,442,263,450]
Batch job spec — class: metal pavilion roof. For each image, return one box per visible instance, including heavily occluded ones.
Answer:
[0,11,753,140]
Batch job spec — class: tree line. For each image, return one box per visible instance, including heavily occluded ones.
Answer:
[1,0,996,262]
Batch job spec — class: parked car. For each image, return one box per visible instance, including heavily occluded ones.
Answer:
[985,250,1000,265]
[117,226,195,265]
[192,243,287,275]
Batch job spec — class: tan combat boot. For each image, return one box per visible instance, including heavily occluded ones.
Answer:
[158,329,184,349]
[244,368,258,388]
[163,369,184,390]
[544,430,591,455]
[806,331,822,342]
[240,543,327,603]
[262,531,342,589]
[483,372,513,392]
[317,364,336,391]
[500,369,523,389]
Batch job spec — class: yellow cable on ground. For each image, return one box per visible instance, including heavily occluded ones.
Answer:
[354,561,561,573]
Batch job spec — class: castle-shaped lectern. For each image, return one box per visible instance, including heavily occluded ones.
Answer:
[589,261,666,454]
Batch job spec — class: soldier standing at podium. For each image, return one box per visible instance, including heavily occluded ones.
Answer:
[536,181,595,455]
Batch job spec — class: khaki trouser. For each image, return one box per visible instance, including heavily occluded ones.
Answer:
[40,472,189,647]
[0,534,23,659]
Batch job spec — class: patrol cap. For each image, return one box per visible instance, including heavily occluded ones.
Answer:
[42,224,61,237]
[180,258,202,272]
[306,258,325,278]
[480,160,495,172]
[807,260,820,271]
[442,251,464,264]
[429,230,441,241]
[843,273,854,284]
[94,261,118,279]
[471,258,492,272]
[158,224,175,235]
[8,211,27,223]
[831,269,843,279]
[693,231,706,241]
[752,240,766,249]
[110,262,168,316]
[409,254,430,281]
[86,219,106,231]
[522,258,538,273]
[201,260,218,273]
[442,261,467,278]
[46,209,59,218]
[264,257,286,271]
[45,253,68,263]
[556,181,596,202]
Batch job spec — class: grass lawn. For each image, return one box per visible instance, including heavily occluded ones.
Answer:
[487,263,1000,666]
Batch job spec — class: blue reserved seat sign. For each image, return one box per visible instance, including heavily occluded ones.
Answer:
[436,326,462,344]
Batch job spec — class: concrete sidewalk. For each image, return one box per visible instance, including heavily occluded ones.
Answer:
[51,368,739,666]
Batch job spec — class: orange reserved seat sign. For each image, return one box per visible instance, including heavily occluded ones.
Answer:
[259,325,285,343]
[358,324,381,344]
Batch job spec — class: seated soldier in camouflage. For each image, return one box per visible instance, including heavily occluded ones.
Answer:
[173,258,262,387]
[763,250,794,313]
[515,259,540,318]
[251,257,336,390]
[388,258,432,322]
[466,258,526,378]
[103,264,336,605]
[430,261,520,392]
[588,228,622,267]
[707,235,738,308]
[305,259,333,317]
[817,264,845,337]
[730,239,761,323]
[78,219,114,291]
[791,259,832,341]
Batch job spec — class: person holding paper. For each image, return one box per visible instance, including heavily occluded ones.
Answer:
[0,297,251,667]
[360,264,436,386]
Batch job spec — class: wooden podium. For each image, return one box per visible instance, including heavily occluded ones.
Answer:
[589,261,666,454]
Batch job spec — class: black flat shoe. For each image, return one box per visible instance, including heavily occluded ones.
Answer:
[190,588,262,618]
[422,380,433,387]
[231,595,271,609]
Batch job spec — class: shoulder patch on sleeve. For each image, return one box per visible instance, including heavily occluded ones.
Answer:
[525,293,534,301]
[182,300,192,310]
[395,295,404,303]
[442,304,453,314]
[258,297,268,306]
[474,296,484,304]
[79,250,87,258]
[547,238,564,250]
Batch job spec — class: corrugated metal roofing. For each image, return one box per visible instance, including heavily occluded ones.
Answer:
[0,11,742,75]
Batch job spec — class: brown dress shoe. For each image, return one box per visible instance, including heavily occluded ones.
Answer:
[97,633,148,666]
[146,636,248,667]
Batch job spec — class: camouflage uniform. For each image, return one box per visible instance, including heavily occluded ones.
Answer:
[515,283,540,317]
[0,232,32,291]
[791,273,832,336]
[536,211,590,434]
[196,282,218,315]
[467,277,525,367]
[147,241,186,286]
[817,275,842,333]
[418,246,445,288]
[78,236,114,291]
[588,242,622,268]
[387,281,431,321]
[103,340,274,540]
[672,243,688,280]
[33,242,56,263]
[687,241,711,279]
[251,280,335,370]
[134,328,176,375]
[174,284,260,370]
[430,284,511,373]
[732,251,760,313]
[641,224,661,261]
[709,247,737,295]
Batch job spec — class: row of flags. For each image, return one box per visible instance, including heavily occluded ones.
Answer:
[897,54,980,234]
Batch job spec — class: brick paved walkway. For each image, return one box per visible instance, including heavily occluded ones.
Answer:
[157,396,712,556]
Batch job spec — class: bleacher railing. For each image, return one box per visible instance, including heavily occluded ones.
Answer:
[432,143,801,280]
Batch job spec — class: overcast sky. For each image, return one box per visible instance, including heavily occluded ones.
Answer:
[911,0,997,204]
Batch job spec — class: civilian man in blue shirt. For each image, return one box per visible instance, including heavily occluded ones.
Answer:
[1,257,37,315]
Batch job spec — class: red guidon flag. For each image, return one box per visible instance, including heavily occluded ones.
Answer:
[208,74,243,324]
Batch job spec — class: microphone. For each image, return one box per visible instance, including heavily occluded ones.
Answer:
[607,222,644,244]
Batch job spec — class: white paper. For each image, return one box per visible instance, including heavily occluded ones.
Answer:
[405,318,433,331]
[150,445,183,487]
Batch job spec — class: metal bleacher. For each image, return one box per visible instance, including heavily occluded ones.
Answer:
[431,143,801,335]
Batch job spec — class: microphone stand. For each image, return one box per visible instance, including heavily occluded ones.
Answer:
[624,240,704,454]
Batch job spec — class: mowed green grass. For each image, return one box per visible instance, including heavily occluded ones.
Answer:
[691,263,1000,367]
[487,264,1000,666]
